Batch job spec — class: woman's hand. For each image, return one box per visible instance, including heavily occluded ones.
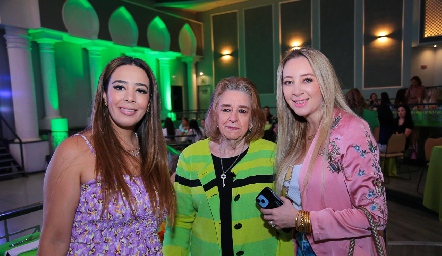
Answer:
[260,197,298,230]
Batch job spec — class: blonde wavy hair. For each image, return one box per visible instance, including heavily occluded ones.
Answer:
[275,48,353,195]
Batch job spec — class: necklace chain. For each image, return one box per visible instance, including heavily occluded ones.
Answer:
[126,133,140,157]
[219,141,245,187]
[306,124,317,140]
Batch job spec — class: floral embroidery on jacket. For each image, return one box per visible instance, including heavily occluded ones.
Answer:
[322,113,387,221]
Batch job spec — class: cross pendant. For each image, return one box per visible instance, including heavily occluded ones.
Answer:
[221,173,226,187]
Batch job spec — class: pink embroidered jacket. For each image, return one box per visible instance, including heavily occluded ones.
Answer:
[300,108,387,255]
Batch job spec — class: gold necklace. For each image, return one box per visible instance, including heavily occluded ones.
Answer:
[126,133,140,157]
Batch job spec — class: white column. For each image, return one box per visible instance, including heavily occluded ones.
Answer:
[35,39,62,129]
[5,27,49,173]
[83,43,105,99]
[4,27,40,141]
[158,57,173,119]
[182,56,198,111]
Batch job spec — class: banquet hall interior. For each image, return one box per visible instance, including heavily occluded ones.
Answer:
[1,0,442,255]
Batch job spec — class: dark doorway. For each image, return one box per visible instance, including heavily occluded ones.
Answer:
[171,86,183,111]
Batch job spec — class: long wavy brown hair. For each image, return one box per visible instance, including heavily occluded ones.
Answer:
[345,88,367,117]
[89,56,175,222]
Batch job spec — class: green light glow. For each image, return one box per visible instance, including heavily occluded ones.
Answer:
[51,118,68,132]
[51,118,69,149]
[28,27,185,123]
[167,112,176,121]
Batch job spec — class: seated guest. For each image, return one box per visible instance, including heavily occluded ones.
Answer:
[345,88,380,142]
[393,88,407,107]
[262,121,278,143]
[377,92,396,153]
[178,117,189,134]
[200,119,206,136]
[423,87,440,109]
[395,104,414,151]
[368,92,380,110]
[163,117,179,142]
[263,106,275,124]
[185,119,204,143]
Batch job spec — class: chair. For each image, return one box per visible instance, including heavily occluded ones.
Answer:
[380,134,407,183]
[416,137,442,194]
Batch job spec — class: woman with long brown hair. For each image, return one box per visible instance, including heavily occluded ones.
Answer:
[38,56,175,255]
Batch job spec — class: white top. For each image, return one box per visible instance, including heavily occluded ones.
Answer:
[162,128,180,141]
[284,164,302,210]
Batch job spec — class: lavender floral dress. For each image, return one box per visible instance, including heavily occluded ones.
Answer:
[68,134,164,255]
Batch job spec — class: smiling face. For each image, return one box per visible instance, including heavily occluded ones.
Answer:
[103,65,150,130]
[216,90,252,142]
[282,57,324,122]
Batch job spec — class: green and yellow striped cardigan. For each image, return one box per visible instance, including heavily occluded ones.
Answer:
[163,139,294,256]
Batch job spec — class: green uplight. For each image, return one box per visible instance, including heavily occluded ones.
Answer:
[167,112,176,121]
[51,118,69,150]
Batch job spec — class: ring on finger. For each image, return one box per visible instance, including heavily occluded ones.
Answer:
[269,220,275,227]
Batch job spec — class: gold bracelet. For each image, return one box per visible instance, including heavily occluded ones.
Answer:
[300,211,305,232]
[295,210,302,230]
[307,211,311,233]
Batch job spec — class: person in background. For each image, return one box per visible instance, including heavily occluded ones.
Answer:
[393,88,407,107]
[345,88,380,142]
[163,76,293,256]
[395,104,414,151]
[178,117,190,134]
[263,105,275,124]
[200,118,206,136]
[405,76,426,106]
[368,92,380,110]
[263,121,278,143]
[423,87,440,109]
[163,117,179,142]
[186,119,204,143]
[260,48,387,255]
[38,56,175,255]
[377,92,396,153]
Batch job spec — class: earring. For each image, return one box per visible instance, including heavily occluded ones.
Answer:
[104,101,108,106]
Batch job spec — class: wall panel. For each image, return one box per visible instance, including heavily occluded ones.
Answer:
[280,0,311,55]
[364,0,403,88]
[244,5,274,94]
[320,0,354,90]
[212,12,239,84]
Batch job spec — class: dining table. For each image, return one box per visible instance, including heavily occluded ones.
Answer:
[423,145,442,221]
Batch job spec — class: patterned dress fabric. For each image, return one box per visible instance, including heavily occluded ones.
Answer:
[68,176,164,255]
[68,135,164,255]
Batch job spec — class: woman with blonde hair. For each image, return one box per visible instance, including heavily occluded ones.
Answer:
[38,56,175,255]
[260,48,387,255]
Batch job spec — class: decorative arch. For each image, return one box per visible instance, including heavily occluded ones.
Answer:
[179,24,197,56]
[108,6,138,47]
[147,16,170,52]
[62,0,99,39]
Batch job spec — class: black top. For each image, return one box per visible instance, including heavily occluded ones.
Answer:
[377,105,395,145]
[395,118,414,150]
[211,148,248,256]
[262,129,277,143]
